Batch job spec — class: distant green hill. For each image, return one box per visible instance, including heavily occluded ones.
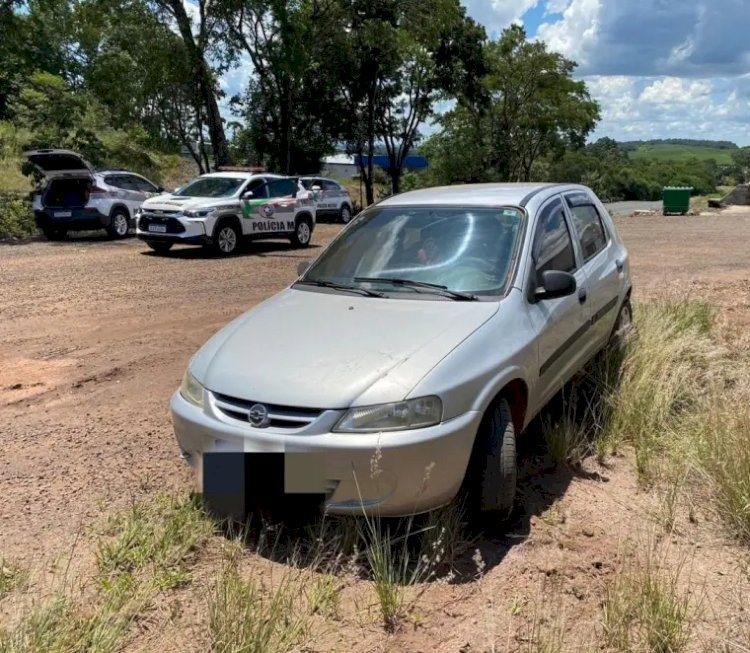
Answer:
[617,140,737,165]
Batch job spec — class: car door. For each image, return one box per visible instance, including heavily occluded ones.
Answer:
[526,196,593,408]
[322,179,345,210]
[563,191,622,348]
[239,177,269,234]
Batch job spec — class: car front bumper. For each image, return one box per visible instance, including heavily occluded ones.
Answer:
[170,390,481,517]
[136,215,208,244]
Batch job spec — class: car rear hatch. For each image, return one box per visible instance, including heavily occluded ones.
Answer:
[23,150,96,209]
[23,149,94,178]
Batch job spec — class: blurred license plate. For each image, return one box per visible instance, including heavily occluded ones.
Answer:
[148,224,167,233]
[54,211,72,218]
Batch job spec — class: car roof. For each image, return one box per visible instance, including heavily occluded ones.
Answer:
[377,183,589,208]
[198,172,285,180]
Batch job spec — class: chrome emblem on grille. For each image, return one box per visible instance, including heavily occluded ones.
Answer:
[248,403,270,428]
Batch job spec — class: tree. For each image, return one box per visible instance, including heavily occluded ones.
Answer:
[220,0,350,174]
[424,25,599,186]
[154,0,231,167]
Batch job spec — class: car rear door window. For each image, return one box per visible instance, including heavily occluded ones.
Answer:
[565,192,608,262]
[532,197,577,278]
[266,178,297,199]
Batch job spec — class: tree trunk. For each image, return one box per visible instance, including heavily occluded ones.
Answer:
[166,0,230,169]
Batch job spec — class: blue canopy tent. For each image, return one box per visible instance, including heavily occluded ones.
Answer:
[353,154,429,171]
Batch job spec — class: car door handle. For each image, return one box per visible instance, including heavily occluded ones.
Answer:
[578,288,587,304]
[615,259,624,273]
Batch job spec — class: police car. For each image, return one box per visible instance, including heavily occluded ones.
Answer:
[135,172,316,256]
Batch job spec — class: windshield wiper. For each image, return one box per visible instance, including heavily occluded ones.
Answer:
[354,277,479,301]
[296,279,386,298]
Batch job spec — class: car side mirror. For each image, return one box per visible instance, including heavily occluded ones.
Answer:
[311,185,321,192]
[533,270,577,302]
[297,261,311,276]
[242,190,254,199]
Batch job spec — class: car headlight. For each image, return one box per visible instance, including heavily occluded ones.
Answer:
[183,209,216,218]
[180,369,204,407]
[333,396,442,433]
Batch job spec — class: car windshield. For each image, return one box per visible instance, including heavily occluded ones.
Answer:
[175,177,245,198]
[301,205,525,296]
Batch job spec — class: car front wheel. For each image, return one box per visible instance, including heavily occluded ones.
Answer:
[464,398,517,524]
[340,204,353,224]
[212,221,240,256]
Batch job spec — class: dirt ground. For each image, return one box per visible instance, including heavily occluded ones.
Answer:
[2,212,750,651]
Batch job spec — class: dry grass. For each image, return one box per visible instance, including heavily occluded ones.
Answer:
[602,539,696,653]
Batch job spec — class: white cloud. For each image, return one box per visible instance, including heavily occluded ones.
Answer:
[544,0,571,16]
[535,0,601,67]
[639,78,712,104]
[462,0,540,37]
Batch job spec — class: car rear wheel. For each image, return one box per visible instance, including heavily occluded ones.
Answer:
[610,298,634,350]
[212,221,240,256]
[146,241,173,254]
[107,209,130,239]
[464,398,517,524]
[340,204,353,224]
[290,217,312,248]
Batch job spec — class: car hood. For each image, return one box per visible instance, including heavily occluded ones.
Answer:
[190,288,500,408]
[141,194,239,212]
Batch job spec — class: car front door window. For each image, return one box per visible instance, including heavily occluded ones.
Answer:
[527,197,593,410]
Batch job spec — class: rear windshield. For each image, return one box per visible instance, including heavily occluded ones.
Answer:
[302,205,525,296]
[175,177,245,198]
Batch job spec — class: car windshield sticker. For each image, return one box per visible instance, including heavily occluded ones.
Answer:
[241,198,297,233]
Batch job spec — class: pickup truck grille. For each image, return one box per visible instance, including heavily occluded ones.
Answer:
[212,392,323,430]
[138,215,185,233]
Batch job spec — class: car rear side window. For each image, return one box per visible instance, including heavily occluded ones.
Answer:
[322,180,340,192]
[532,198,576,277]
[131,176,158,193]
[565,192,608,262]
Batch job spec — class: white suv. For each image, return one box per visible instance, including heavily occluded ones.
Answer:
[24,149,163,240]
[136,172,316,256]
[299,177,354,224]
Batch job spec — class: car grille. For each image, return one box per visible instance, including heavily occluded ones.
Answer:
[138,214,185,233]
[212,392,323,430]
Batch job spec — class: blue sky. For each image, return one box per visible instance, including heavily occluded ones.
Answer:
[216,0,750,145]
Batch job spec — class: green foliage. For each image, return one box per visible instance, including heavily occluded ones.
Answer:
[0,193,35,239]
[629,144,735,164]
[418,24,599,187]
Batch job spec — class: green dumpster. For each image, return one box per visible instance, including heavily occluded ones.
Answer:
[662,186,692,215]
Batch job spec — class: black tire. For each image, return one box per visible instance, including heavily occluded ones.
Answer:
[41,225,66,241]
[340,204,353,224]
[107,208,130,239]
[464,398,517,523]
[211,220,240,256]
[146,241,173,254]
[290,216,312,248]
[609,298,634,350]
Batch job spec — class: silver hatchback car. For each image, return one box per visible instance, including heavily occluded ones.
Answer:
[171,183,632,520]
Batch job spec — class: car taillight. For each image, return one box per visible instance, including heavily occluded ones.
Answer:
[89,185,107,195]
